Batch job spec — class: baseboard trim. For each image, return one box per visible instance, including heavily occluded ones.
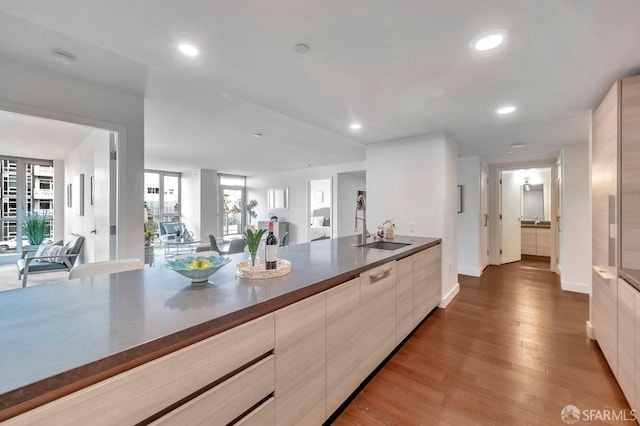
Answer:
[586,320,595,340]
[458,267,482,277]
[561,280,591,295]
[440,283,460,309]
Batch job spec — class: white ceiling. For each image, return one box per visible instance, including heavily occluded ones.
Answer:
[0,0,639,172]
[0,109,96,159]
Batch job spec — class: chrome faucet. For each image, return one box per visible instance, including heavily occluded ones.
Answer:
[354,192,368,245]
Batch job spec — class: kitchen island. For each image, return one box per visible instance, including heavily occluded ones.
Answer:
[0,235,441,424]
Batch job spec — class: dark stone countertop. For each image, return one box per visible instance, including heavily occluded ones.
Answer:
[0,235,440,417]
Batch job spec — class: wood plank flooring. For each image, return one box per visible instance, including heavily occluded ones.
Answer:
[334,261,631,425]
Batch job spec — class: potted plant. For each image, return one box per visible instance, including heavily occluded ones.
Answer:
[22,211,48,246]
[246,199,258,230]
[243,228,266,268]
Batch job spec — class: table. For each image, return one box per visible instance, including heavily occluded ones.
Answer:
[163,238,201,256]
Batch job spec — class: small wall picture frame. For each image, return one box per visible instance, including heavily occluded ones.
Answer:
[67,183,72,208]
[73,174,84,216]
[90,176,95,206]
[457,185,464,213]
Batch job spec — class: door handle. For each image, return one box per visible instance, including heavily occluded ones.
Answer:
[90,229,97,234]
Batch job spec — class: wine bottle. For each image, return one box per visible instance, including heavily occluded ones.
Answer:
[265,221,278,270]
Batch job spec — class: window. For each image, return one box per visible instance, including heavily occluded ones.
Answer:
[144,170,181,236]
[0,157,54,254]
[219,174,246,240]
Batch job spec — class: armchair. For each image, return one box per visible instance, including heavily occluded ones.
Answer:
[16,234,85,287]
[159,222,183,242]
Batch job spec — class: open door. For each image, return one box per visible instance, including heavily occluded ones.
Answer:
[480,163,489,271]
[500,170,522,264]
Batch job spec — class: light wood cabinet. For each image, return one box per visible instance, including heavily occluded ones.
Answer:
[275,292,326,425]
[617,278,636,407]
[521,228,536,256]
[236,398,275,426]
[396,256,414,343]
[151,355,274,425]
[535,228,551,256]
[592,267,618,376]
[360,261,396,381]
[636,290,640,413]
[592,80,619,274]
[326,277,361,415]
[414,244,442,326]
[6,315,274,426]
[620,75,640,270]
[521,227,551,257]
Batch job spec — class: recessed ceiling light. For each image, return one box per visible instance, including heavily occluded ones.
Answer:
[252,133,263,138]
[470,30,507,51]
[507,150,514,154]
[294,43,310,54]
[496,105,517,115]
[51,49,76,65]
[510,143,525,148]
[349,123,362,131]
[178,44,199,56]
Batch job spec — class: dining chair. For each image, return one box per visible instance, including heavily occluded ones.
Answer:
[281,232,289,246]
[208,234,228,254]
[227,239,247,254]
[69,258,143,280]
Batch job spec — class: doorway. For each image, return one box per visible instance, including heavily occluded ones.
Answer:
[0,109,117,265]
[308,178,332,242]
[496,165,555,271]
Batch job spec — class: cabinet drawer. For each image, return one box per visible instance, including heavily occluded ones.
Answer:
[236,397,275,426]
[360,261,396,381]
[521,228,536,256]
[152,355,274,425]
[617,278,636,408]
[6,314,274,426]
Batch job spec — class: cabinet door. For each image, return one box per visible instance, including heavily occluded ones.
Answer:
[396,256,414,344]
[617,278,636,407]
[592,267,618,376]
[326,277,361,415]
[535,228,551,257]
[592,81,619,273]
[360,261,396,381]
[275,292,326,425]
[636,290,640,412]
[621,75,640,270]
[521,228,536,256]
[425,245,442,314]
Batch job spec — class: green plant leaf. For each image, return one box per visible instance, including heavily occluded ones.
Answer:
[243,228,267,253]
[23,211,49,245]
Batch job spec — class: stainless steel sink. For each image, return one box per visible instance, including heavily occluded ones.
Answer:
[358,241,411,250]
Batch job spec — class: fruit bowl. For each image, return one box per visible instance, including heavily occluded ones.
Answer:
[166,255,232,284]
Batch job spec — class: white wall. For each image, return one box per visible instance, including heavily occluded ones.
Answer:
[560,143,592,294]
[457,156,482,277]
[0,57,144,260]
[336,172,366,237]
[366,133,459,307]
[246,161,366,244]
[181,169,219,242]
[64,130,110,263]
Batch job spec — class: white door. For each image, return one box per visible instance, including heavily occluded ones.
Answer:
[92,131,113,262]
[500,170,522,264]
[480,163,489,270]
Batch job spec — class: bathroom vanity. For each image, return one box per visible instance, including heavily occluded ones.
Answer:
[0,235,441,425]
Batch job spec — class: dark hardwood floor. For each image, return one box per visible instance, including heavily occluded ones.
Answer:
[334,261,631,425]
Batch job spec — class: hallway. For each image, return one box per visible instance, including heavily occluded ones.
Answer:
[335,261,630,425]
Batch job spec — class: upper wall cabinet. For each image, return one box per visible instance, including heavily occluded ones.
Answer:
[620,75,640,272]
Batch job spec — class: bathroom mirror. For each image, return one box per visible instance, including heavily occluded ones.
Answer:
[522,184,547,220]
[267,187,289,210]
